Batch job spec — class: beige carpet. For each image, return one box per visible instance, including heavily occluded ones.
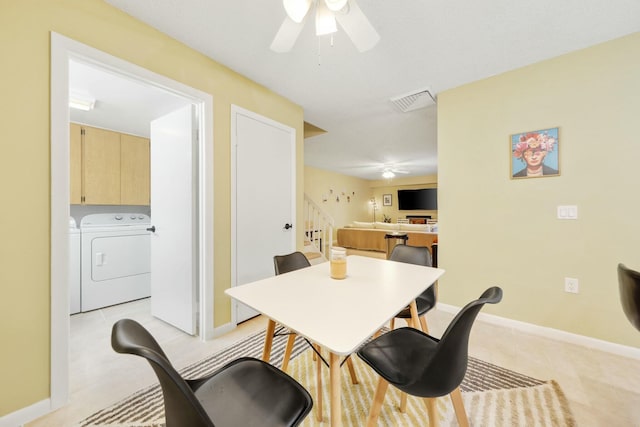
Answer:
[288,349,576,426]
[79,328,575,426]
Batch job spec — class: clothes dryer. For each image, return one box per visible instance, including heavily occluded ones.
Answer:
[69,217,81,314]
[80,213,151,311]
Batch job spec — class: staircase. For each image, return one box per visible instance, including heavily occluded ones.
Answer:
[303,194,334,264]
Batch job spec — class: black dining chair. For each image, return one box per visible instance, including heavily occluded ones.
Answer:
[357,286,503,427]
[617,263,640,332]
[388,244,436,333]
[111,318,313,427]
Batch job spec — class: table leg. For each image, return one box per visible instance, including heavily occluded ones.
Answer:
[315,344,323,421]
[262,319,276,362]
[330,352,342,427]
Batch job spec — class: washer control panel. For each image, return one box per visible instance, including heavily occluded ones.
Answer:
[81,213,151,228]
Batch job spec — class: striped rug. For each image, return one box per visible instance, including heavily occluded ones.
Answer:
[79,328,575,426]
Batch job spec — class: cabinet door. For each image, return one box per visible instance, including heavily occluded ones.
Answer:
[69,123,82,204]
[83,126,121,205]
[120,134,150,205]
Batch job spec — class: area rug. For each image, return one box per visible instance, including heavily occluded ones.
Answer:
[79,328,576,426]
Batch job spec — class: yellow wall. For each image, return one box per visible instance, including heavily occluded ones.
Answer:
[370,175,438,222]
[304,166,373,232]
[0,0,304,416]
[304,169,438,231]
[438,33,640,348]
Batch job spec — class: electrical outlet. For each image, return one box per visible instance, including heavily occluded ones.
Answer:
[565,277,579,294]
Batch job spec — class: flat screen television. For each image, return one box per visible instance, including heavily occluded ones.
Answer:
[397,188,437,210]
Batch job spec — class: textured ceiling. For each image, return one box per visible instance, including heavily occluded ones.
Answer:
[100,0,640,180]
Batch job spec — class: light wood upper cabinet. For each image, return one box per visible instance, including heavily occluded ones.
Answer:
[70,124,151,205]
[83,126,121,205]
[69,123,83,204]
[120,133,150,205]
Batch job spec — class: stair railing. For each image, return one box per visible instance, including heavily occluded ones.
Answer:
[303,194,334,260]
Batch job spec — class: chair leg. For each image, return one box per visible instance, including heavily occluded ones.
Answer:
[423,397,439,427]
[365,377,389,427]
[450,387,469,427]
[419,315,429,334]
[315,344,323,421]
[346,357,359,384]
[390,317,395,330]
[281,333,296,372]
[399,392,408,413]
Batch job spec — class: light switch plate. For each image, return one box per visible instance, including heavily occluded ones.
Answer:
[557,205,578,220]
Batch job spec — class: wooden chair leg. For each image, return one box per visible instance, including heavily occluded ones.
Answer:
[365,377,389,427]
[423,397,439,427]
[346,357,359,384]
[419,315,429,334]
[281,333,296,372]
[400,392,408,413]
[315,344,323,421]
[390,317,395,330]
[450,387,469,427]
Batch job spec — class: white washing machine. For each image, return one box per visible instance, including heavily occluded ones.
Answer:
[80,213,152,312]
[69,217,81,315]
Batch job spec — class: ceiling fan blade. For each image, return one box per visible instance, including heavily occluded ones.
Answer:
[270,16,305,53]
[335,0,380,52]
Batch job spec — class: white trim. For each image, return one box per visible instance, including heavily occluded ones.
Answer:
[212,322,236,338]
[229,105,297,327]
[50,32,215,413]
[0,399,50,427]
[438,303,640,360]
[50,32,71,411]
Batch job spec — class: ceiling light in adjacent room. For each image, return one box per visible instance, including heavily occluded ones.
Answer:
[382,169,395,179]
[69,93,96,111]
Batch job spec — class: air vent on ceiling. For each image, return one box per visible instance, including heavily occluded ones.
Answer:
[390,88,436,113]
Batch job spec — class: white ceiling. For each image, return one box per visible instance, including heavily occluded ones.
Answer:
[69,60,191,137]
[90,0,639,180]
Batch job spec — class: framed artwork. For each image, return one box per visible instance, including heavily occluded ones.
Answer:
[382,194,392,206]
[511,127,560,179]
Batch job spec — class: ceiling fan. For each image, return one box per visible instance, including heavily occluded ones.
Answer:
[381,165,410,179]
[271,0,380,53]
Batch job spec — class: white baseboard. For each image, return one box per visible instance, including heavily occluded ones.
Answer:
[437,303,640,360]
[0,399,50,427]
[211,322,235,338]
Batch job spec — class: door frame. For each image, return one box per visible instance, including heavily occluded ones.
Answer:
[50,32,214,409]
[230,105,296,325]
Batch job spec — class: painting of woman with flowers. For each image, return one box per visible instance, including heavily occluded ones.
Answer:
[511,127,559,178]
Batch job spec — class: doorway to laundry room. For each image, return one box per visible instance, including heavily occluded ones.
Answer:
[51,33,214,409]
[68,59,198,331]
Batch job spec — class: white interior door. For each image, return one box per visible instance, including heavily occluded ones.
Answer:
[150,105,197,334]
[233,107,296,323]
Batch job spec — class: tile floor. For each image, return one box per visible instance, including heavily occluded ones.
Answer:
[25,257,640,427]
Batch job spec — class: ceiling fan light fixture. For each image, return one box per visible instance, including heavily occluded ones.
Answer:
[324,0,348,12]
[283,0,312,23]
[382,170,395,179]
[315,0,337,35]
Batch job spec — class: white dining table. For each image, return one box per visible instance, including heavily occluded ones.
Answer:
[225,255,445,427]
